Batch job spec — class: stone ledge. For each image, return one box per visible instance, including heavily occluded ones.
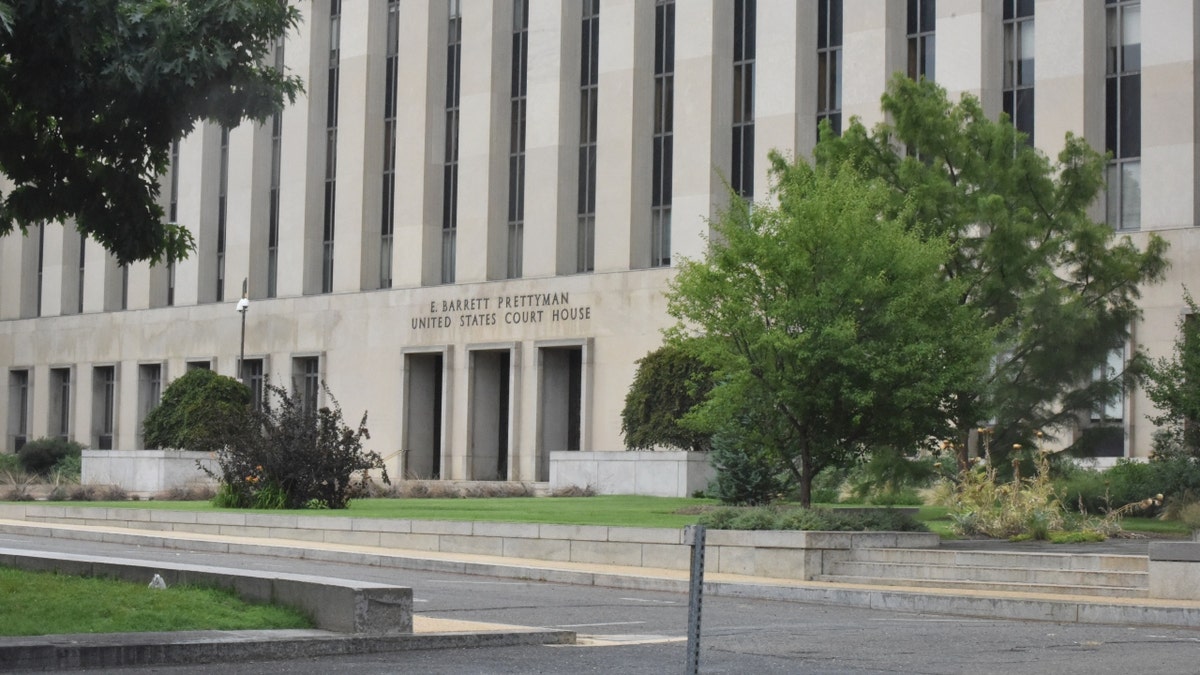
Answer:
[0,548,413,635]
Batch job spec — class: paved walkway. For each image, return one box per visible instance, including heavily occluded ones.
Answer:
[2,518,1199,671]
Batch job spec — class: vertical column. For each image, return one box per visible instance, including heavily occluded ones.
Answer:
[756,0,816,196]
[1141,2,1198,230]
[277,4,326,296]
[225,120,271,302]
[671,0,732,263]
[0,225,37,319]
[842,0,906,128]
[594,0,656,272]
[394,0,449,287]
[938,0,1003,118]
[523,1,580,277]
[117,360,139,450]
[456,0,515,282]
[39,225,69,317]
[171,126,221,306]
[331,0,387,292]
[1035,0,1105,161]
[81,240,124,312]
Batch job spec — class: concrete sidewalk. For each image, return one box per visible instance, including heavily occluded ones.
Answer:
[2,517,1200,671]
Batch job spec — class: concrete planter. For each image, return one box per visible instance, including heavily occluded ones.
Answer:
[549,450,713,497]
[81,449,218,496]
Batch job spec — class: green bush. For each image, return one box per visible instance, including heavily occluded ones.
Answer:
[142,369,251,452]
[707,428,790,506]
[698,506,927,532]
[1056,458,1200,516]
[202,383,389,509]
[16,437,84,476]
[621,343,714,452]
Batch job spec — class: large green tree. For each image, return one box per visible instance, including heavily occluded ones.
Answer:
[0,0,301,265]
[815,75,1169,467]
[669,160,991,506]
[1142,291,1200,459]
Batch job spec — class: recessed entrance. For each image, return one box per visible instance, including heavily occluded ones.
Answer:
[469,349,512,481]
[538,346,582,481]
[404,352,444,479]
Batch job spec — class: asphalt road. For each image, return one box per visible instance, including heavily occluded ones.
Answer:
[5,532,1200,674]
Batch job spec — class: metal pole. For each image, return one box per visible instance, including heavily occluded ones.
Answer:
[684,524,706,674]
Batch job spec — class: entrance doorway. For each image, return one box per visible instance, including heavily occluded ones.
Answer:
[404,352,444,479]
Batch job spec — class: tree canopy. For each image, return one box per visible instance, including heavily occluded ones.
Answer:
[668,159,992,506]
[1143,291,1200,459]
[142,368,251,452]
[621,342,714,453]
[815,75,1169,466]
[0,0,302,265]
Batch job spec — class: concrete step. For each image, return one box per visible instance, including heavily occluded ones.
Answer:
[811,574,1150,598]
[819,548,1150,598]
[846,548,1149,573]
[825,560,1147,589]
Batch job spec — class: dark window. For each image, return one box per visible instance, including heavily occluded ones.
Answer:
[9,370,30,450]
[322,0,342,293]
[1002,0,1035,145]
[731,0,756,200]
[51,368,71,441]
[441,0,462,283]
[907,0,935,81]
[577,0,600,272]
[244,358,265,412]
[1105,0,1140,230]
[651,0,674,267]
[168,140,179,306]
[816,0,843,139]
[137,364,161,448]
[217,126,229,302]
[268,38,284,299]
[94,366,116,450]
[293,357,321,414]
[507,0,529,278]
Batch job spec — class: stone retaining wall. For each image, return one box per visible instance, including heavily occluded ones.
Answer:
[0,504,940,581]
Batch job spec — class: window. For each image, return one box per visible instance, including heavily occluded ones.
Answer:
[186,360,212,371]
[216,126,229,302]
[380,0,400,289]
[50,367,71,441]
[8,370,29,451]
[907,0,935,81]
[651,0,675,268]
[1106,0,1140,230]
[137,364,161,448]
[35,223,44,318]
[577,0,599,273]
[442,0,462,284]
[507,0,529,278]
[731,0,755,200]
[292,357,321,413]
[1093,347,1125,424]
[816,0,843,138]
[243,358,265,412]
[93,366,116,450]
[76,232,85,314]
[168,140,179,306]
[1002,0,1034,144]
[322,0,343,293]
[268,38,284,299]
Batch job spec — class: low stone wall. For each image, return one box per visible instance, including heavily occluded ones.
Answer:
[549,450,713,497]
[1148,541,1200,600]
[81,450,218,495]
[0,547,413,634]
[0,504,938,581]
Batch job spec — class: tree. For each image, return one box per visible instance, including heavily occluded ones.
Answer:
[621,342,714,452]
[142,368,251,453]
[815,75,1169,468]
[1142,291,1200,459]
[0,0,302,265]
[668,160,992,506]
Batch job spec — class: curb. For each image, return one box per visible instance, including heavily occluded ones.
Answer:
[0,628,576,672]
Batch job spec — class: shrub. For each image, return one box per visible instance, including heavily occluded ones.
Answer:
[17,437,84,476]
[697,505,927,532]
[142,369,251,452]
[202,383,389,509]
[707,429,789,506]
[621,343,714,452]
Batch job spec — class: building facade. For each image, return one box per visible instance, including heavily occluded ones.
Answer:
[2,0,1197,480]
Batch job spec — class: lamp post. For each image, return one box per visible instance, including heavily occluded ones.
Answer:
[236,278,249,386]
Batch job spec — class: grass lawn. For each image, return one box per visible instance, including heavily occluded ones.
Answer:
[21,496,1191,538]
[0,566,311,636]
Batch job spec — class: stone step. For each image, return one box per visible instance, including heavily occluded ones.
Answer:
[811,574,1150,598]
[846,547,1149,573]
[825,560,1148,589]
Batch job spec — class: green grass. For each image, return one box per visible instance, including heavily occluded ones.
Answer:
[73,495,717,528]
[21,496,1195,537]
[0,566,311,636]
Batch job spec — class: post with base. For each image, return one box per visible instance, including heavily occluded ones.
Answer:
[684,524,706,674]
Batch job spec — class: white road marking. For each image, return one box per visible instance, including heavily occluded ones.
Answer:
[556,621,647,628]
[619,597,677,604]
